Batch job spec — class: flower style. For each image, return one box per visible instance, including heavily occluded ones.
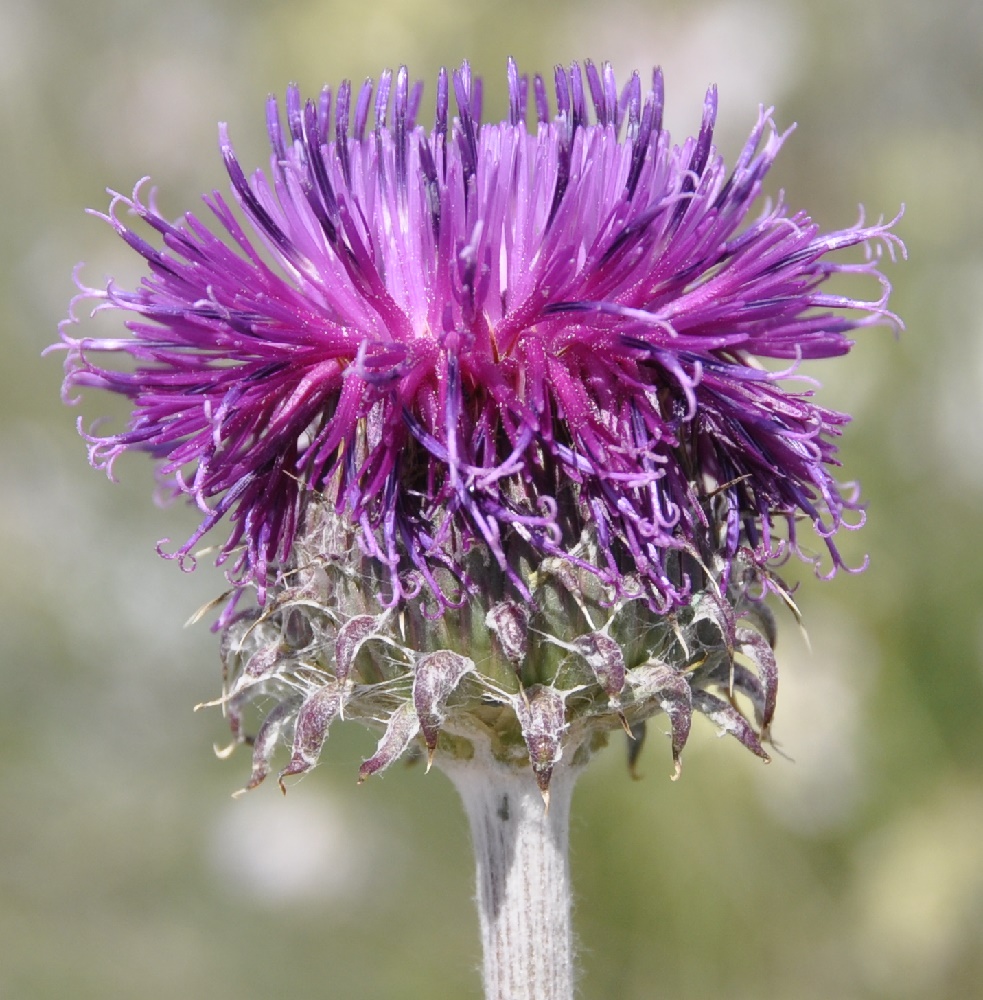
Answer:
[55,60,902,795]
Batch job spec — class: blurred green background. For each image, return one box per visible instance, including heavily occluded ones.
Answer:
[3,0,981,997]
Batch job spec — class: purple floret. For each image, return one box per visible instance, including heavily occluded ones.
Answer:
[55,59,903,620]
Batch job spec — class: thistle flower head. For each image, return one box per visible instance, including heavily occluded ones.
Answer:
[54,60,903,793]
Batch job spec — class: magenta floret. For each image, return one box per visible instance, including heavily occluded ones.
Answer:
[54,59,903,620]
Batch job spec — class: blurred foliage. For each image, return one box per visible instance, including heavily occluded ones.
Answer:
[3,0,982,997]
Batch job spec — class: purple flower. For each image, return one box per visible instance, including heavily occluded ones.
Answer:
[52,63,906,998]
[55,59,902,624]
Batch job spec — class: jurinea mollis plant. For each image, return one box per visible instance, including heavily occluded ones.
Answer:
[54,59,901,1000]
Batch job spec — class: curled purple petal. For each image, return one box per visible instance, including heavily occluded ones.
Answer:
[734,625,778,730]
[334,613,389,687]
[277,682,342,791]
[515,685,568,800]
[691,689,770,762]
[573,631,627,705]
[485,600,530,667]
[235,701,294,795]
[358,702,421,783]
[412,650,475,764]
[626,661,693,777]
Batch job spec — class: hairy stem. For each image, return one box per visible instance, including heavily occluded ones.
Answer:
[441,751,580,1000]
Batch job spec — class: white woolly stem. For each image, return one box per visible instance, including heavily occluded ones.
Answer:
[441,751,580,1000]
